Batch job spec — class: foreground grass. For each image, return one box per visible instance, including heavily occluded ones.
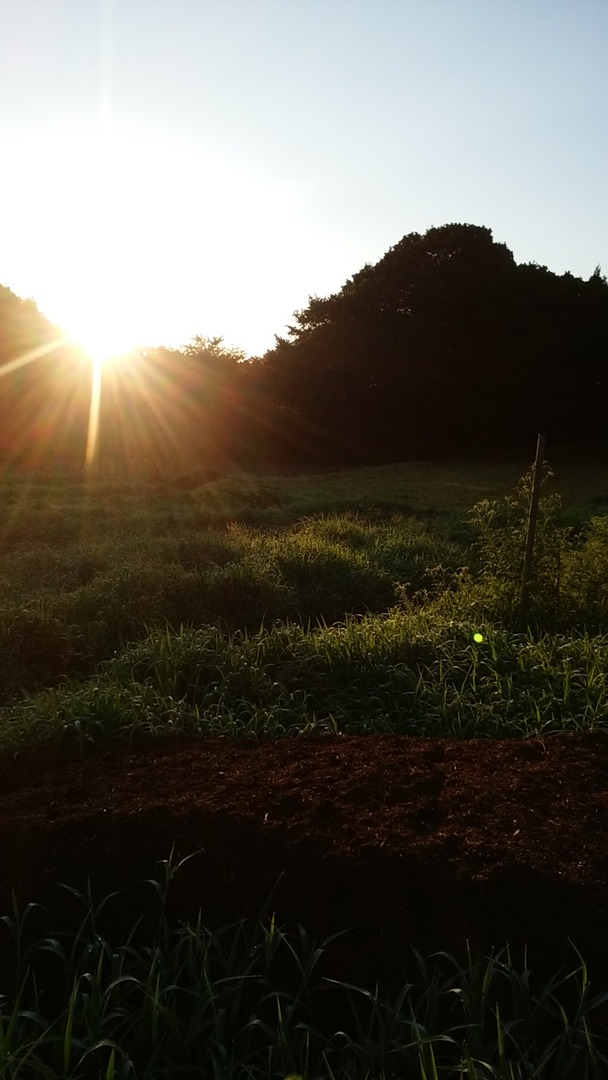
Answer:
[2,864,608,1079]
[0,513,463,703]
[3,619,608,752]
[0,458,607,752]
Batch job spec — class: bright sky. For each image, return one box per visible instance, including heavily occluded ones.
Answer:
[1,0,607,359]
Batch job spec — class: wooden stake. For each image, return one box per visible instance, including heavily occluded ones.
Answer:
[518,434,546,631]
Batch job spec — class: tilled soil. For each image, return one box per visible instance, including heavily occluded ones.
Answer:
[1,733,608,990]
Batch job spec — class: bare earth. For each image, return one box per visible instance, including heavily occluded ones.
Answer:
[1,734,608,990]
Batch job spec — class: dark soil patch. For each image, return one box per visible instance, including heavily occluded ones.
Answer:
[1,733,608,991]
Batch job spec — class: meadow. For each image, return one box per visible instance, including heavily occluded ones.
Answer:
[1,451,608,1078]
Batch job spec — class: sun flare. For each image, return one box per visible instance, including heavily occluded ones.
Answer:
[84,353,103,474]
[76,322,141,474]
[74,325,135,369]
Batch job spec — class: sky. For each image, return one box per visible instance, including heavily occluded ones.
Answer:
[1,0,607,360]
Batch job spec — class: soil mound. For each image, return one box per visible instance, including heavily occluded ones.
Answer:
[1,733,607,989]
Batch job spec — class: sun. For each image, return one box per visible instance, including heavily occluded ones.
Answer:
[2,118,314,362]
[73,324,136,369]
[59,282,144,370]
[5,123,167,372]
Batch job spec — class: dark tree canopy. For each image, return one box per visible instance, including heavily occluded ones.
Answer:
[98,337,254,472]
[261,224,608,462]
[1,223,606,473]
[0,287,89,469]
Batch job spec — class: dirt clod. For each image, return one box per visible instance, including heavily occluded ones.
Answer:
[1,733,608,990]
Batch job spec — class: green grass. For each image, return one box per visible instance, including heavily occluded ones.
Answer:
[1,448,607,532]
[253,450,608,520]
[3,620,607,753]
[0,457,607,749]
[0,508,463,703]
[2,862,608,1079]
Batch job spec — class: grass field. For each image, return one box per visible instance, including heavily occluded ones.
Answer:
[0,452,606,749]
[1,451,608,1077]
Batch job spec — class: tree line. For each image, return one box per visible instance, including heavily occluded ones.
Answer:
[1,223,606,473]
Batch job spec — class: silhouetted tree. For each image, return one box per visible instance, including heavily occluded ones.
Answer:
[0,286,89,469]
[2,222,606,475]
[97,336,254,474]
[261,225,608,461]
